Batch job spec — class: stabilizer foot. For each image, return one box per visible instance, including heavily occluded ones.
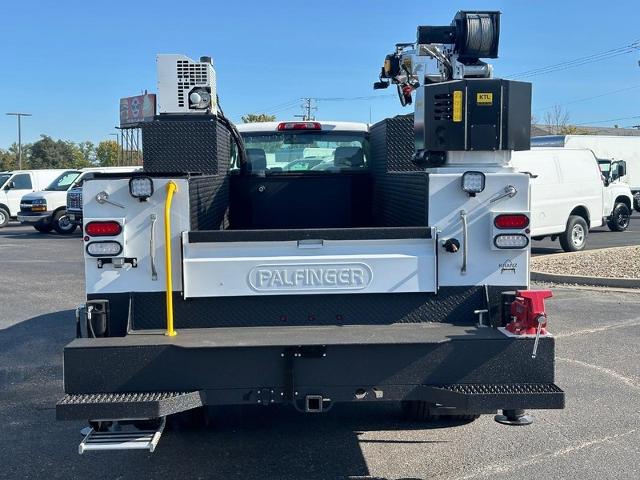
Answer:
[494,409,533,425]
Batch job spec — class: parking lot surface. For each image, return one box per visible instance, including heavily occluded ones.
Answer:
[1,224,639,480]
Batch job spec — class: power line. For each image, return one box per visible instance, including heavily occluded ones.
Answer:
[574,114,640,126]
[506,40,640,79]
[534,84,640,113]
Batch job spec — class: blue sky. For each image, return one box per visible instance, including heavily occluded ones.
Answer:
[1,0,639,148]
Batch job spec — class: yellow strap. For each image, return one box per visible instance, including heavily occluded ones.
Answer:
[164,180,178,337]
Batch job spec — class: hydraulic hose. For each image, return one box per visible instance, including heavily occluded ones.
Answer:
[164,181,178,337]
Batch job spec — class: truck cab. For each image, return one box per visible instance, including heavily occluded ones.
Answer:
[598,159,633,231]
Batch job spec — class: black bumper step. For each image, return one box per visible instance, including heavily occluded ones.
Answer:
[424,383,565,410]
[56,391,203,421]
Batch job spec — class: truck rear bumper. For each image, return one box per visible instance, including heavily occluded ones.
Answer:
[58,324,564,420]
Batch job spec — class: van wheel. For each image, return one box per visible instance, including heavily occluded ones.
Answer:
[607,203,631,232]
[401,401,480,422]
[53,210,77,234]
[634,193,640,213]
[0,207,9,228]
[559,215,588,252]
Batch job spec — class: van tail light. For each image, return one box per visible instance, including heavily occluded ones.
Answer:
[85,221,122,237]
[494,214,529,229]
[277,122,321,131]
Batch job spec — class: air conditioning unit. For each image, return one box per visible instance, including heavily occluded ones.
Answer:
[157,54,217,114]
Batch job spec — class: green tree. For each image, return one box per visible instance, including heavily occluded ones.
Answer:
[241,113,276,123]
[0,146,18,171]
[69,141,96,168]
[96,140,119,167]
[29,135,77,169]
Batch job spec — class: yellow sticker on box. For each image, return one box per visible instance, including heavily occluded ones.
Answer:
[452,90,463,122]
[477,92,493,105]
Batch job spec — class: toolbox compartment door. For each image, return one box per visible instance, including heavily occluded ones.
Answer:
[182,227,436,298]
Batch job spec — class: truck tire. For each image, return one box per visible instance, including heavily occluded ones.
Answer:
[559,215,588,252]
[401,401,480,422]
[0,207,9,228]
[34,223,54,233]
[607,203,631,232]
[53,210,77,235]
[634,193,640,213]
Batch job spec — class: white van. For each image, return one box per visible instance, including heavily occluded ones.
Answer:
[0,169,67,227]
[511,148,634,252]
[531,135,640,211]
[18,166,140,234]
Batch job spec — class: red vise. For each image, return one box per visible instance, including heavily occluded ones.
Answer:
[506,290,553,335]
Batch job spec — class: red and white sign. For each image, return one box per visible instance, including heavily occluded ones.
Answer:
[119,94,156,127]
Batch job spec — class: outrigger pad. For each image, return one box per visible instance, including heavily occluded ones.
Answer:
[56,391,203,421]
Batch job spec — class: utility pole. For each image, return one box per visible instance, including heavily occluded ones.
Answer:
[5,112,32,170]
[296,98,317,121]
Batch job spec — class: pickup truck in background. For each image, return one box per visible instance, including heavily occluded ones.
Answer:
[0,169,67,228]
[66,167,141,227]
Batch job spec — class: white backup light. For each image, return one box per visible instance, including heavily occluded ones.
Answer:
[494,234,529,249]
[461,171,486,195]
[129,177,154,200]
[86,241,123,257]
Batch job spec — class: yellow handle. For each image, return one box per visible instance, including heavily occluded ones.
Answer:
[164,180,178,337]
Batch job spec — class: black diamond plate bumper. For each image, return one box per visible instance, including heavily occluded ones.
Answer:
[56,391,203,421]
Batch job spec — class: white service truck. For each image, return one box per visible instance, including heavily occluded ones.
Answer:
[56,11,564,454]
[531,135,640,211]
[0,169,66,227]
[511,148,634,251]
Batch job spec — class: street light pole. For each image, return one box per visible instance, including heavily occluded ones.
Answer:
[5,112,32,170]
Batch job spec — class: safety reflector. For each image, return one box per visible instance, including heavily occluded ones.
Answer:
[494,234,529,249]
[86,241,122,257]
[494,214,529,229]
[85,221,122,237]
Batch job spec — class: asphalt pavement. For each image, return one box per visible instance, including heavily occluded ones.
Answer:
[532,213,640,255]
[1,223,639,480]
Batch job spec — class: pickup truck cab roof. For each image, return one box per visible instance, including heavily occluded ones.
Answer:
[236,120,368,133]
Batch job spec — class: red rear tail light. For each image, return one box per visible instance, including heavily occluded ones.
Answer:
[494,214,529,229]
[85,221,122,237]
[277,122,321,131]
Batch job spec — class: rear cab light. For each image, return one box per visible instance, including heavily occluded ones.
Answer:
[277,122,322,131]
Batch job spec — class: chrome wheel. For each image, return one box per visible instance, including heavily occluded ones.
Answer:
[57,215,73,231]
[571,224,585,248]
[0,209,7,226]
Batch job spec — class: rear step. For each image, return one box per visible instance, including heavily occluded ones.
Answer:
[57,391,203,421]
[79,418,165,454]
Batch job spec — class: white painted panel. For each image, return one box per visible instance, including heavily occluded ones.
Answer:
[429,172,530,287]
[182,235,436,297]
[84,178,190,294]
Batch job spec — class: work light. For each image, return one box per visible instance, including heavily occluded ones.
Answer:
[129,177,154,200]
[461,171,485,196]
